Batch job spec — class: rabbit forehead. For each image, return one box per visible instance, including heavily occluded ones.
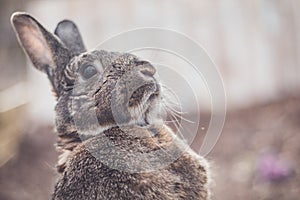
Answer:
[85,50,138,67]
[66,50,138,71]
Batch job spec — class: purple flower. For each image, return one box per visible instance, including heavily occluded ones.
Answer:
[257,152,292,182]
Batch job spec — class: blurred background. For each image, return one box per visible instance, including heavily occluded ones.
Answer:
[0,0,300,199]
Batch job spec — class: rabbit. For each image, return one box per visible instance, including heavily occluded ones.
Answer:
[11,12,211,200]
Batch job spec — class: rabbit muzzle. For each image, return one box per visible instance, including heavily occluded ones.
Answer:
[110,65,161,127]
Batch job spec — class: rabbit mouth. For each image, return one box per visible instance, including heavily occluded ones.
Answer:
[146,84,160,105]
[129,82,161,126]
[128,83,159,106]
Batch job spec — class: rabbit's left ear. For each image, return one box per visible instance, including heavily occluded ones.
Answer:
[11,12,71,96]
[11,12,70,72]
[55,20,86,56]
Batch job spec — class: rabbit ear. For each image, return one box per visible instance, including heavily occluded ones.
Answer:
[11,12,71,96]
[54,20,86,56]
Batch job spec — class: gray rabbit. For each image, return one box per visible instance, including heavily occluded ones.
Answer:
[11,12,211,200]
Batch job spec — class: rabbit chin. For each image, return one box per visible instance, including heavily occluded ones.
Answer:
[129,90,163,128]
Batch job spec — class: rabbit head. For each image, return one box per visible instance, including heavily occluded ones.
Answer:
[11,13,162,139]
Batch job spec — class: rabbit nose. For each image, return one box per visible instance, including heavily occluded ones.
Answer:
[139,64,156,77]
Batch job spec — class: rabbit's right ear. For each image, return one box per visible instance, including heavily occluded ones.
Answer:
[11,12,70,95]
[54,20,86,56]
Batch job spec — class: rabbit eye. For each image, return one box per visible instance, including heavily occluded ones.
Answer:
[81,65,98,79]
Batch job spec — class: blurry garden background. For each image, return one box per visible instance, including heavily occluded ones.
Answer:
[0,0,300,199]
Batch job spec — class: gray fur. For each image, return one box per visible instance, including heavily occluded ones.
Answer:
[11,12,211,200]
[55,20,86,56]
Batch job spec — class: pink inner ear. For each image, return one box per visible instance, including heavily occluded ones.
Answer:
[19,24,55,71]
